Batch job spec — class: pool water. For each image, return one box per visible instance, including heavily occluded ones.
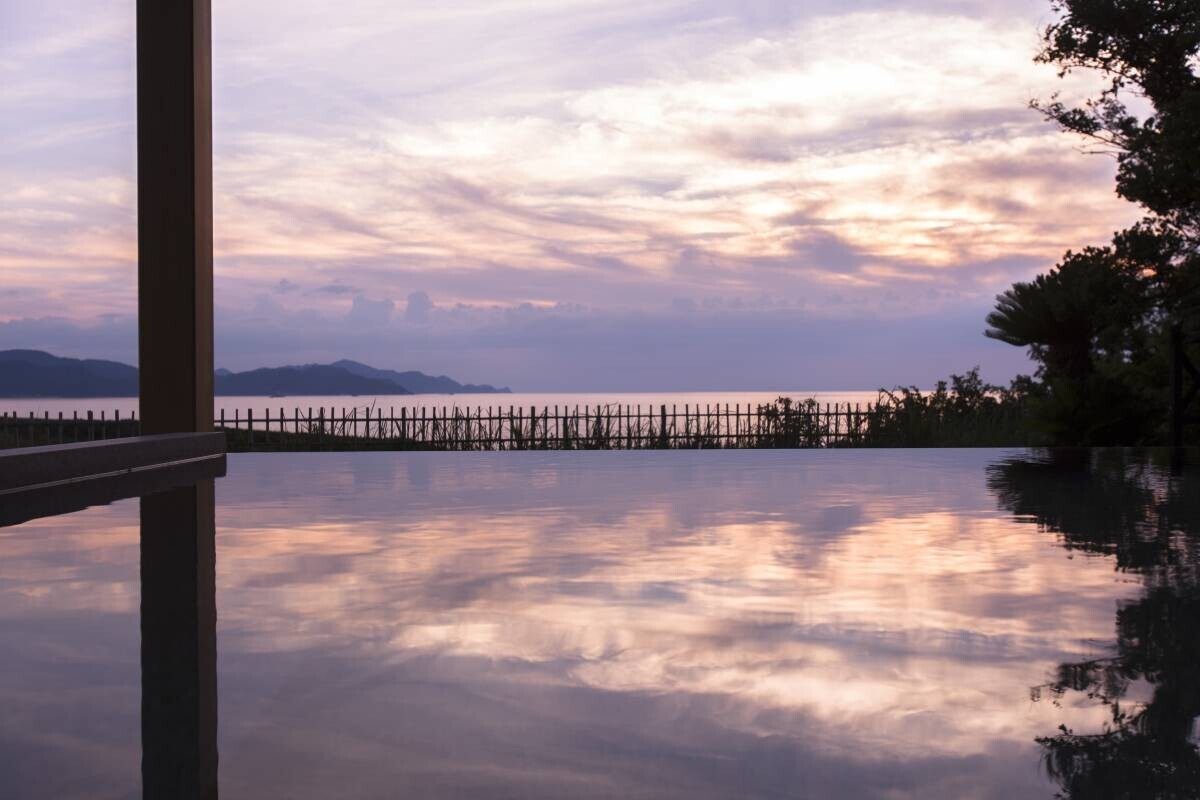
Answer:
[1,449,1197,798]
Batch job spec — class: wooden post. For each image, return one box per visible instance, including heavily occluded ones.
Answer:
[138,0,214,435]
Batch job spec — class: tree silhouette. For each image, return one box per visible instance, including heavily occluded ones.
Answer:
[987,0,1200,445]
[1035,0,1200,242]
[985,248,1154,443]
[985,248,1140,383]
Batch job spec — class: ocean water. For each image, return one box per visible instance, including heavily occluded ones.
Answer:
[1,390,888,421]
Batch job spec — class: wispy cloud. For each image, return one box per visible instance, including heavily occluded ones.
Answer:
[0,0,1135,385]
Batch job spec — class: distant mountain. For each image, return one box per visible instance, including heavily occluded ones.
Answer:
[215,365,410,396]
[333,360,511,394]
[0,350,509,397]
[0,349,138,397]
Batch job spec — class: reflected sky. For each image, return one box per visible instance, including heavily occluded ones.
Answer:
[3,450,1187,798]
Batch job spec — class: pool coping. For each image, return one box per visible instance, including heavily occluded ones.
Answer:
[0,433,226,494]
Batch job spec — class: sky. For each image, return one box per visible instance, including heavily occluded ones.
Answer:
[0,0,1138,391]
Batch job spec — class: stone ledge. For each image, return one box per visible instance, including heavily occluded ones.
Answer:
[0,432,226,493]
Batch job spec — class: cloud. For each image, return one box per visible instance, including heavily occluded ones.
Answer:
[314,282,359,296]
[788,231,872,274]
[404,291,433,324]
[0,300,1034,392]
[345,294,394,328]
[0,314,137,364]
[0,1,1136,386]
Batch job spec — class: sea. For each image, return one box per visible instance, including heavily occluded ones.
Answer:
[1,390,887,420]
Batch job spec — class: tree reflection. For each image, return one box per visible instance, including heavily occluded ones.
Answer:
[989,449,1200,798]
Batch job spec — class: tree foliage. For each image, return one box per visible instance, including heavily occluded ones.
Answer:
[1035,0,1200,238]
[987,0,1200,444]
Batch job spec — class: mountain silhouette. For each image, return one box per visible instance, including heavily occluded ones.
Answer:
[0,350,511,397]
[332,359,509,394]
[215,365,410,396]
[0,349,139,397]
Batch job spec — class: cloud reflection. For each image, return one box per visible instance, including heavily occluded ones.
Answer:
[0,450,1157,797]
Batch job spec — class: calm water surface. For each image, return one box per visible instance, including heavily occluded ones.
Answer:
[1,449,1196,798]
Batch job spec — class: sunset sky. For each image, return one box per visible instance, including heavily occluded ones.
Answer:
[0,0,1137,390]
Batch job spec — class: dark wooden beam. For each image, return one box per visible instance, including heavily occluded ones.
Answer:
[0,432,225,494]
[137,0,214,434]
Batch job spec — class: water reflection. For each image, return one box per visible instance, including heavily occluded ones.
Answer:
[211,452,1127,798]
[5,450,1200,797]
[140,481,218,800]
[0,459,221,800]
[990,449,1200,797]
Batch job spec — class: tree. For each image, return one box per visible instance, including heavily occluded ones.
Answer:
[985,247,1155,443]
[1035,0,1200,243]
[986,248,1141,381]
[986,0,1200,443]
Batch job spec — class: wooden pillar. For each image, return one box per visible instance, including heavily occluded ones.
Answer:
[137,0,214,434]
[141,481,218,800]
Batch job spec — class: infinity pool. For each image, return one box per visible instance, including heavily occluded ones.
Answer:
[2,449,1196,798]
